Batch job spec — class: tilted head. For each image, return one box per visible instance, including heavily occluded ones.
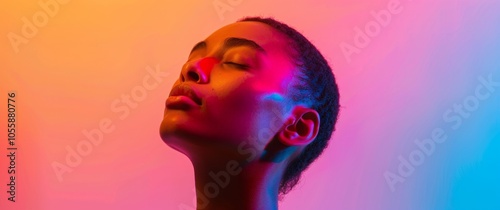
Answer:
[160,16,340,196]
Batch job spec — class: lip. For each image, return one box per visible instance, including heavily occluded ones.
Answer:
[166,84,202,109]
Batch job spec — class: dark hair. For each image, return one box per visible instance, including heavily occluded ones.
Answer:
[237,17,340,195]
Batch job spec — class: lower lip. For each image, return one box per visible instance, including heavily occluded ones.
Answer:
[165,96,200,110]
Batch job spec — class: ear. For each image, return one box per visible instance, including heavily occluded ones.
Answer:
[278,106,320,146]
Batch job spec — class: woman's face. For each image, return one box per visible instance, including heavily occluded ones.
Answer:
[160,21,297,159]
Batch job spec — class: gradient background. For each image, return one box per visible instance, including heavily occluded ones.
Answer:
[1,0,499,209]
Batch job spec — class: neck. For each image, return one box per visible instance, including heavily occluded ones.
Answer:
[192,158,282,210]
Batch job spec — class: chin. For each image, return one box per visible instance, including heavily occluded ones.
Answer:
[159,115,207,146]
[159,114,190,140]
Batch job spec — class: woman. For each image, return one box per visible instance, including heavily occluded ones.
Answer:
[160,16,340,210]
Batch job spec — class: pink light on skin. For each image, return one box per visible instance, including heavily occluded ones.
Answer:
[197,57,219,82]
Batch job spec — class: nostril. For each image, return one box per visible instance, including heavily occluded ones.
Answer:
[188,71,199,82]
[180,73,185,82]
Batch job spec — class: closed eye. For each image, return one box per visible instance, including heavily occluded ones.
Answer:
[223,62,249,70]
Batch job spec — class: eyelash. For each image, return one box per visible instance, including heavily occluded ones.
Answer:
[223,62,249,70]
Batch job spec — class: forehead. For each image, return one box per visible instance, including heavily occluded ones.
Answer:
[203,21,290,58]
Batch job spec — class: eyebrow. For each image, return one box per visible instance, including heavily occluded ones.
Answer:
[189,37,266,56]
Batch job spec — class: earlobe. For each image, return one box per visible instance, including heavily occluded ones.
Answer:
[278,107,320,146]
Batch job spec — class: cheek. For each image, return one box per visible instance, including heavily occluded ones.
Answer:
[203,75,266,136]
[204,75,286,143]
[207,75,260,120]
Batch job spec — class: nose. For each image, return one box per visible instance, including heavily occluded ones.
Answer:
[180,57,218,83]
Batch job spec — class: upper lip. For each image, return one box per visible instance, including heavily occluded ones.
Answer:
[169,84,202,105]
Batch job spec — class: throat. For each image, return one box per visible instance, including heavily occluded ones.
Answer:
[192,159,281,210]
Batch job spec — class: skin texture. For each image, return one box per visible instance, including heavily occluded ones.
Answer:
[160,21,320,210]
